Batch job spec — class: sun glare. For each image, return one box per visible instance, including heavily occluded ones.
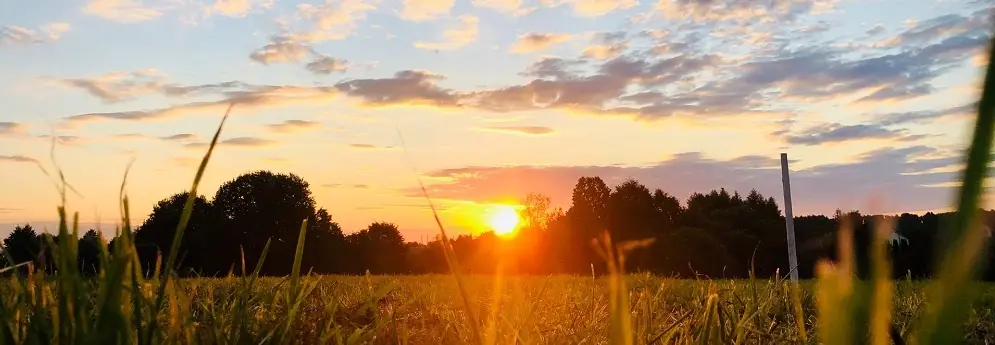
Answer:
[486,205,520,237]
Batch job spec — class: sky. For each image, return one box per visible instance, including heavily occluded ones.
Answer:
[1,0,993,240]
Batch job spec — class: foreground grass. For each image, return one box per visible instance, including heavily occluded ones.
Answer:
[2,275,994,344]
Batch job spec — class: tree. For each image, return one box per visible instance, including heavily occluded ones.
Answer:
[567,177,611,233]
[305,208,347,273]
[78,229,103,275]
[347,222,407,274]
[213,171,318,276]
[2,224,41,271]
[135,193,220,276]
[520,193,563,232]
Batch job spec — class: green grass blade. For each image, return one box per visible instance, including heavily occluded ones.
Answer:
[290,219,308,301]
[145,102,232,344]
[915,32,995,344]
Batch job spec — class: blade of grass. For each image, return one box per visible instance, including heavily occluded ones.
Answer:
[915,31,995,345]
[145,102,233,345]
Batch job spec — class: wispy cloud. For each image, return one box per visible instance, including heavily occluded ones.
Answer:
[0,155,38,164]
[0,122,28,136]
[58,69,167,103]
[287,0,379,43]
[37,135,85,146]
[334,70,461,107]
[265,119,321,133]
[480,125,555,135]
[349,143,394,149]
[510,33,572,53]
[781,123,924,145]
[413,15,479,51]
[552,0,637,17]
[249,37,314,64]
[400,0,454,21]
[84,0,163,23]
[64,84,338,125]
[161,133,199,142]
[1,23,71,45]
[306,56,349,74]
[184,136,277,149]
[209,0,274,17]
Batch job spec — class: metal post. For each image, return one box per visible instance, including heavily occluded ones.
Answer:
[780,153,799,282]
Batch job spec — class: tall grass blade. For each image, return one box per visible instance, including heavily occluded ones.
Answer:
[915,32,995,345]
[145,102,233,344]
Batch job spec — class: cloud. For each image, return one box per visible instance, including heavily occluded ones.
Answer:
[781,123,924,145]
[223,137,275,146]
[349,143,394,149]
[265,119,321,133]
[37,135,85,146]
[0,155,38,164]
[249,37,314,64]
[546,0,638,17]
[876,103,976,126]
[210,0,274,17]
[413,146,962,215]
[480,125,555,135]
[1,23,71,45]
[519,56,585,79]
[288,0,379,42]
[510,33,573,53]
[890,9,991,46]
[866,24,886,36]
[464,53,726,119]
[334,70,462,107]
[185,136,277,149]
[161,133,199,142]
[413,15,479,51]
[400,0,454,21]
[59,69,167,103]
[0,122,28,136]
[64,84,339,125]
[306,56,349,74]
[582,42,629,60]
[84,0,162,23]
[653,0,836,23]
[352,184,369,189]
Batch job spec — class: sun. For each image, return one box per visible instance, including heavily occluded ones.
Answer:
[486,205,520,237]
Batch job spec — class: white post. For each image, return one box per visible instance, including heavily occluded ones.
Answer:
[780,153,800,282]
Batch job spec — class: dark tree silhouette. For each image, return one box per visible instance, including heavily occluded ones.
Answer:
[78,229,103,275]
[135,193,220,276]
[346,222,406,274]
[213,171,318,276]
[2,224,42,272]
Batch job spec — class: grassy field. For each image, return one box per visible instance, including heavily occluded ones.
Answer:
[3,274,995,344]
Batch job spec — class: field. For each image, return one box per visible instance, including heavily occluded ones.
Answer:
[3,274,995,344]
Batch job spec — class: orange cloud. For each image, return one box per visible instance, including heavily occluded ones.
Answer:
[265,120,321,133]
[510,33,572,54]
[480,125,555,135]
[0,155,38,164]
[84,0,162,23]
[400,0,454,21]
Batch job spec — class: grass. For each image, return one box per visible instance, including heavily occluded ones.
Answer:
[2,23,995,345]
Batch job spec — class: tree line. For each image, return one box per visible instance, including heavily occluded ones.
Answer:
[3,170,994,280]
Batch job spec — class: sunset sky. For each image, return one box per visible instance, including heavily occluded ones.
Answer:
[1,0,993,240]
